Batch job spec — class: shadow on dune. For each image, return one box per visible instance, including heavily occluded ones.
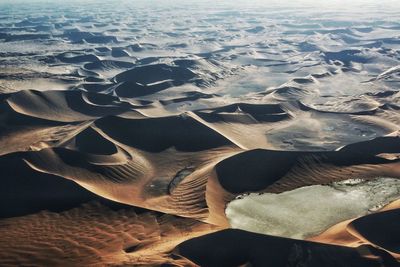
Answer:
[350,208,400,254]
[0,153,143,219]
[176,229,400,267]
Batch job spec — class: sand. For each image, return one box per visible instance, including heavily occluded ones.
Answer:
[0,0,399,266]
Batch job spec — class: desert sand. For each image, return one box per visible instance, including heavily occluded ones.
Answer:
[0,0,399,266]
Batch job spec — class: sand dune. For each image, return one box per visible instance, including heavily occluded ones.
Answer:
[0,74,399,266]
[307,201,400,264]
[1,0,400,266]
[4,90,130,122]
[176,229,399,267]
[0,202,219,266]
[216,141,400,194]
[349,208,400,255]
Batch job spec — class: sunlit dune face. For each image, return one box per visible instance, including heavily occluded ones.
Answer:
[0,202,220,266]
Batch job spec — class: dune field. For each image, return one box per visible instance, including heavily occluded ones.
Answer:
[0,0,399,266]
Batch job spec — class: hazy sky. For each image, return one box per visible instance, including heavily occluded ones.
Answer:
[0,0,399,23]
[0,0,399,6]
